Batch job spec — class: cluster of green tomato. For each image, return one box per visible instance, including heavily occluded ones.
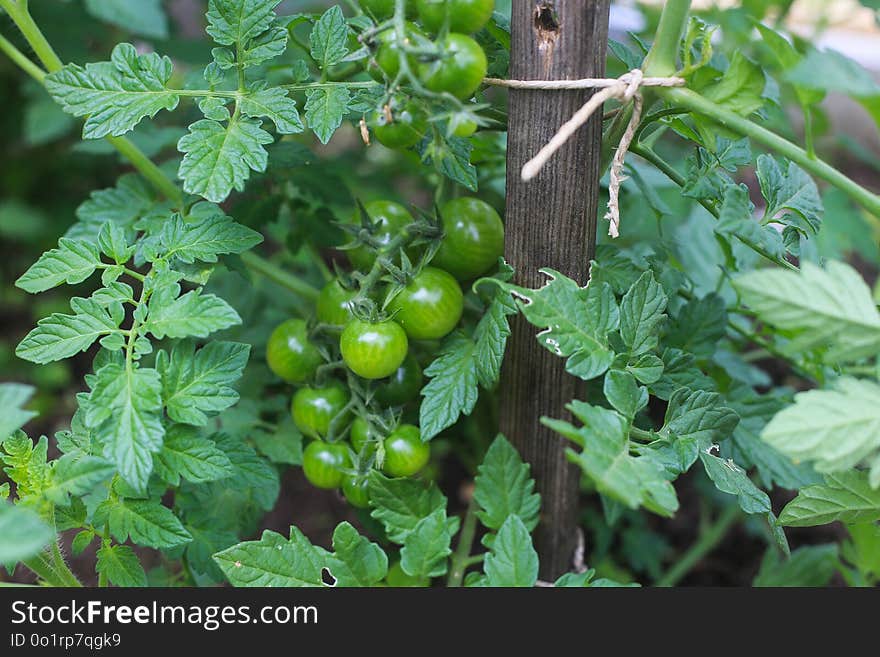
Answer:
[362,0,495,148]
[266,195,504,507]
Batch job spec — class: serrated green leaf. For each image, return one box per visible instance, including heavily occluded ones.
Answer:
[98,222,133,264]
[656,388,739,472]
[206,0,282,47]
[157,340,250,426]
[400,509,452,579]
[545,401,679,516]
[85,362,164,492]
[43,455,114,506]
[419,333,479,441]
[96,544,147,587]
[326,522,388,586]
[213,433,279,511]
[145,285,240,340]
[154,425,233,486]
[71,530,94,556]
[496,271,618,381]
[45,43,179,139]
[71,174,157,240]
[735,261,880,363]
[473,284,516,388]
[153,213,263,265]
[97,498,191,549]
[762,377,880,479]
[240,86,304,135]
[779,471,880,527]
[304,86,350,144]
[603,369,647,420]
[619,270,667,356]
[753,544,839,587]
[240,26,289,67]
[421,136,478,191]
[16,297,123,364]
[368,471,447,544]
[665,293,726,359]
[715,183,785,261]
[484,515,538,587]
[214,527,325,587]
[310,6,349,69]
[473,435,540,531]
[178,117,273,203]
[757,155,823,233]
[16,239,102,293]
[84,0,168,39]
[699,452,771,514]
[0,384,36,440]
[0,502,53,563]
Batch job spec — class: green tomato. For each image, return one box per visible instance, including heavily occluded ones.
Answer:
[416,0,495,34]
[371,102,428,150]
[302,440,351,489]
[291,382,351,439]
[342,474,371,508]
[266,319,323,383]
[316,280,356,326]
[386,560,430,587]
[419,33,487,99]
[375,353,423,407]
[367,22,426,82]
[347,200,414,270]
[452,118,478,137]
[432,197,504,280]
[386,267,463,340]
[350,416,382,453]
[383,424,430,477]
[341,318,409,379]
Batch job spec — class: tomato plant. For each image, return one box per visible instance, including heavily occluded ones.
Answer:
[1,0,879,594]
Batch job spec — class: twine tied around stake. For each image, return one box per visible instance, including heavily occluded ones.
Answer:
[484,70,685,238]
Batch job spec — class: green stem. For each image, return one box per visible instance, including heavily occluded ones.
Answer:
[655,505,739,587]
[629,144,798,271]
[0,31,45,81]
[642,0,692,76]
[447,498,479,587]
[1,0,64,72]
[22,543,82,587]
[106,136,184,206]
[239,251,320,301]
[658,87,880,217]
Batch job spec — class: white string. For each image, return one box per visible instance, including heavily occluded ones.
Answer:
[485,70,685,238]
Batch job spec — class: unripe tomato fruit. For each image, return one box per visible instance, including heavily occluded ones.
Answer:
[341,319,409,379]
[375,353,423,407]
[347,200,413,270]
[302,440,351,489]
[367,22,426,83]
[419,33,487,100]
[292,382,351,439]
[387,267,463,340]
[316,280,356,326]
[342,474,371,508]
[371,102,428,150]
[452,118,478,137]
[416,0,495,34]
[383,424,430,477]
[432,197,504,280]
[350,416,382,453]
[386,560,430,587]
[266,319,323,383]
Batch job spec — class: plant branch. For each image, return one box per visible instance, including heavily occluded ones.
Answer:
[658,87,880,217]
[655,504,739,587]
[239,252,320,301]
[629,144,798,271]
[447,497,479,587]
[642,0,692,76]
[0,31,44,81]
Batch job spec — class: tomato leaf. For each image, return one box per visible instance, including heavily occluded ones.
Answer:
[473,435,541,531]
[214,527,326,587]
[326,522,388,587]
[400,509,453,579]
[95,544,147,587]
[484,516,538,587]
[779,471,880,527]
